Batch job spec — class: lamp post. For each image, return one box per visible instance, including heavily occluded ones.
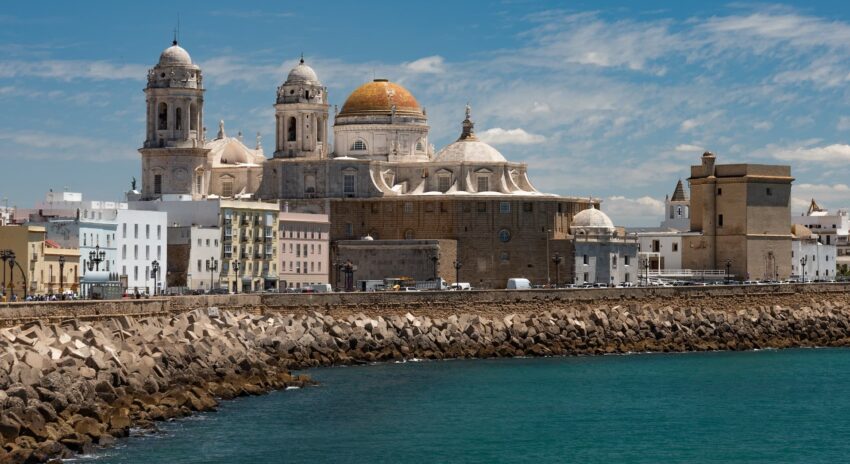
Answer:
[232,260,240,294]
[150,260,160,296]
[58,255,66,298]
[725,259,732,283]
[453,259,462,289]
[342,260,355,292]
[430,254,439,281]
[545,228,552,286]
[6,250,15,300]
[552,252,563,288]
[0,249,12,299]
[800,255,807,283]
[207,258,218,291]
[87,244,105,272]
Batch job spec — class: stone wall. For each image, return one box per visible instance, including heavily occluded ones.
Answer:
[2,285,850,461]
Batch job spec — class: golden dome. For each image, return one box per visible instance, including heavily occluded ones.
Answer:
[339,79,423,117]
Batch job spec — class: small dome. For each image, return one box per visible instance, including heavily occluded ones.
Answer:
[158,42,193,67]
[435,140,506,163]
[339,79,422,117]
[572,206,615,232]
[286,58,320,85]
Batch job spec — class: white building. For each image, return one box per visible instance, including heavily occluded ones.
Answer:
[792,199,849,273]
[571,207,638,286]
[30,191,168,294]
[279,209,330,289]
[791,224,836,281]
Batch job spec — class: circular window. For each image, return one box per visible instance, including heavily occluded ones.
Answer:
[499,229,511,242]
[160,73,166,78]
[290,89,295,94]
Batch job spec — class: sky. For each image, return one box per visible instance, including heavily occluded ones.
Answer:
[2,1,850,226]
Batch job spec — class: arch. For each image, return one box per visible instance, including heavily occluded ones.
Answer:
[351,139,367,151]
[175,107,183,130]
[287,117,297,142]
[189,103,198,131]
[404,229,415,240]
[157,102,168,130]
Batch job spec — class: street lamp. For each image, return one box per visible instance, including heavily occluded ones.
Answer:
[58,255,66,298]
[545,228,552,286]
[725,259,732,283]
[87,244,105,272]
[207,258,218,291]
[342,260,355,292]
[552,252,563,288]
[150,260,160,296]
[232,259,240,293]
[800,255,807,283]
[430,254,439,281]
[4,250,15,300]
[0,249,12,299]
[453,259,462,288]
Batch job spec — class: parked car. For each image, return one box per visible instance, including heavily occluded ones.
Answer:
[449,283,472,291]
[399,287,420,292]
[506,278,532,290]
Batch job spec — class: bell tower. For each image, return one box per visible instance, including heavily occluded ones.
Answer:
[139,39,210,200]
[273,57,329,159]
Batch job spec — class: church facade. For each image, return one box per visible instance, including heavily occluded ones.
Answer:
[138,41,598,288]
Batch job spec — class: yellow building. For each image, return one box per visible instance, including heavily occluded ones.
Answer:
[218,200,280,292]
[0,225,80,298]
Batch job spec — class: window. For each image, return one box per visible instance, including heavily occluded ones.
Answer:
[345,223,354,238]
[717,188,722,195]
[222,180,233,198]
[477,176,489,192]
[206,239,211,246]
[677,206,683,217]
[157,225,161,240]
[672,243,679,252]
[122,266,126,276]
[500,251,510,263]
[523,202,533,213]
[498,229,511,242]
[612,256,618,268]
[146,225,150,239]
[766,188,773,196]
[145,246,150,260]
[583,255,588,265]
[500,202,510,214]
[477,202,487,213]
[425,202,435,212]
[343,173,356,195]
[583,272,589,282]
[157,246,161,260]
[416,140,424,151]
[122,223,127,238]
[197,260,202,272]
[404,229,414,240]
[175,107,183,130]
[134,266,138,280]
[154,175,162,195]
[288,117,297,142]
[157,102,167,130]
[438,175,451,193]
[189,103,197,131]
[351,139,367,151]
[404,202,414,214]
[718,214,724,227]
[134,245,138,259]
[122,245,127,259]
[624,256,630,266]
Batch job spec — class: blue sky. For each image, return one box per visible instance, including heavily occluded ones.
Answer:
[2,1,850,225]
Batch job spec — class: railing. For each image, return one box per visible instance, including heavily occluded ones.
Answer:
[646,269,731,278]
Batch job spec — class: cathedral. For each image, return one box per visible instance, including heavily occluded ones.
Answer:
[138,40,599,288]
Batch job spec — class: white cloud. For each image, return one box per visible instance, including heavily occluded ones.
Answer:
[603,195,665,226]
[675,143,704,152]
[0,60,146,81]
[680,119,699,131]
[0,131,136,161]
[773,144,850,164]
[753,121,773,131]
[837,116,850,131]
[403,56,445,74]
[477,128,545,145]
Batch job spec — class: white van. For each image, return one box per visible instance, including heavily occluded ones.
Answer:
[449,282,472,291]
[506,278,531,290]
[310,283,333,293]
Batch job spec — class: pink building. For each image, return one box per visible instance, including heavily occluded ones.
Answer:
[279,212,330,290]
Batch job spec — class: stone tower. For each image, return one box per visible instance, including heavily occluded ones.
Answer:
[139,40,210,200]
[274,57,329,159]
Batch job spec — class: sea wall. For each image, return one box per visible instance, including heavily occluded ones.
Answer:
[2,288,850,462]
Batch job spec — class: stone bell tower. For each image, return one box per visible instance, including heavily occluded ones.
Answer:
[274,57,329,159]
[139,39,210,200]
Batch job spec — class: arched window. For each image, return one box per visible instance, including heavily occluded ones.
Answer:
[416,140,424,151]
[304,174,316,193]
[157,102,168,130]
[677,206,682,217]
[498,229,511,243]
[317,119,323,142]
[287,117,297,142]
[404,229,415,240]
[175,107,183,130]
[351,139,367,151]
[189,103,198,131]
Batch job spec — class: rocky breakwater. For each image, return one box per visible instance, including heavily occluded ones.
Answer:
[0,309,311,463]
[3,297,850,462]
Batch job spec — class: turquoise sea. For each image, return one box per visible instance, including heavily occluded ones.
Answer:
[79,349,850,463]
